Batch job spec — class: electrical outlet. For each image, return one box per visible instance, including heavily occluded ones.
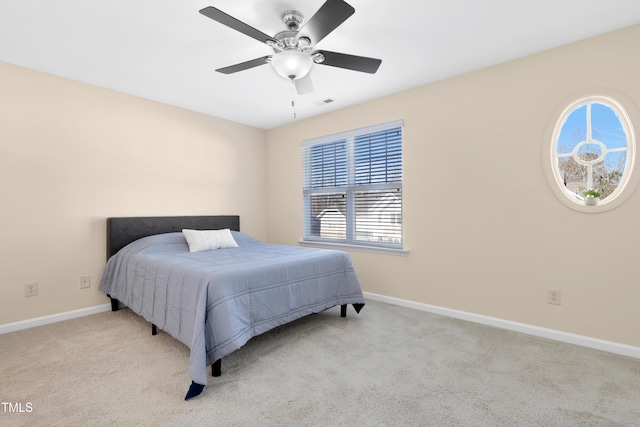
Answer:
[24,282,38,297]
[80,275,91,289]
[548,289,561,305]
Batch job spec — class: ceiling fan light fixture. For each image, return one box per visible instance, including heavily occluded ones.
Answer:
[271,50,313,80]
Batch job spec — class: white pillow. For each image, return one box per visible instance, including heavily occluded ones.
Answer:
[182,229,238,252]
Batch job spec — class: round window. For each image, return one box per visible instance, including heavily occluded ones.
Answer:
[550,95,636,211]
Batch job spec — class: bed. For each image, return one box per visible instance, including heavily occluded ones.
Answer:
[98,215,365,399]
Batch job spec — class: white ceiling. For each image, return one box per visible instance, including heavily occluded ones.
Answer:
[2,1,640,129]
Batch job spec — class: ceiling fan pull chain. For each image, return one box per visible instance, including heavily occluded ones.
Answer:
[291,78,297,119]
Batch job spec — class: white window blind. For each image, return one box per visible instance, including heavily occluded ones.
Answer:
[301,120,403,249]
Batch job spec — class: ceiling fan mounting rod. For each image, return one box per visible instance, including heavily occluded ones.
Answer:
[281,10,304,31]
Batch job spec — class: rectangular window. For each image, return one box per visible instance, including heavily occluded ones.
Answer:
[301,120,403,249]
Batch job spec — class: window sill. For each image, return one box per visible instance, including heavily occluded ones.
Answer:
[298,240,409,256]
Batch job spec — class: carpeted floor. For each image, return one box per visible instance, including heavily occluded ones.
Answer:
[1,299,639,426]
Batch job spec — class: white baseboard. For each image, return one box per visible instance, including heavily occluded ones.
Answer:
[5,295,640,361]
[0,304,112,335]
[364,292,640,360]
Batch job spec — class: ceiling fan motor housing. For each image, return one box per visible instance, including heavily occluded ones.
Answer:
[273,30,311,53]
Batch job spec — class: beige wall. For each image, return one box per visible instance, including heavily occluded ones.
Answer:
[0,62,267,324]
[3,24,640,349]
[266,25,640,347]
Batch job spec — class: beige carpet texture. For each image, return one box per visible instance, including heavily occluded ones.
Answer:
[1,299,639,426]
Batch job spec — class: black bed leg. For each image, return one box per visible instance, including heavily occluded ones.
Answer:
[152,324,157,336]
[109,296,119,312]
[341,303,364,317]
[212,359,221,377]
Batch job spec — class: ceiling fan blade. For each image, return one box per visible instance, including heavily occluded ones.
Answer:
[200,6,275,45]
[297,0,355,45]
[295,75,314,95]
[314,50,382,74]
[216,56,271,74]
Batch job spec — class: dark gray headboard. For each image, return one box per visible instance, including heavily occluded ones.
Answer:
[106,215,240,260]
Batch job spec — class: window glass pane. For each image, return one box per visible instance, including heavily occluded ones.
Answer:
[595,151,626,197]
[308,140,347,189]
[557,157,587,194]
[355,189,402,244]
[591,102,627,149]
[557,105,586,155]
[308,193,346,239]
[354,128,402,185]
[576,143,602,162]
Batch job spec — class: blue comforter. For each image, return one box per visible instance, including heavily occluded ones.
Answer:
[99,231,365,395]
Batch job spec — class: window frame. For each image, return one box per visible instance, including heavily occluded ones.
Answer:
[544,90,639,213]
[300,120,406,254]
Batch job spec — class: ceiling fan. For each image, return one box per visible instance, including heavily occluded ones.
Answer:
[199,0,382,95]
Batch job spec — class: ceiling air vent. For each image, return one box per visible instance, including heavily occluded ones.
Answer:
[314,98,335,106]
